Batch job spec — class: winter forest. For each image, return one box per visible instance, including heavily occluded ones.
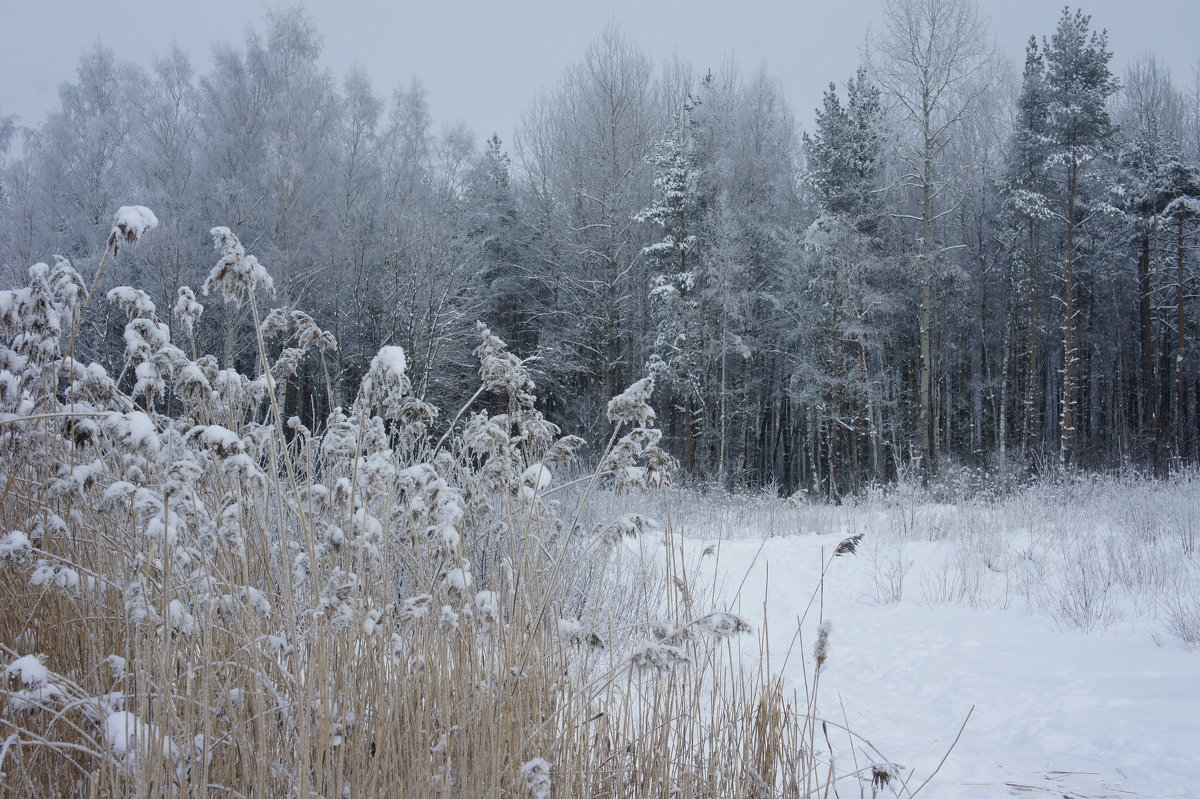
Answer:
[2,1,1200,797]
[4,2,1198,497]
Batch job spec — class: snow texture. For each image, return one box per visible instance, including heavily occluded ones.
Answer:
[371,345,407,378]
[520,757,552,799]
[105,710,178,763]
[702,533,1200,798]
[5,654,49,686]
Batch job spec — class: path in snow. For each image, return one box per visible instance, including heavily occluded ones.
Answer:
[698,534,1200,799]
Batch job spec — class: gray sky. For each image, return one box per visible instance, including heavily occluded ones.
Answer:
[3,0,1198,143]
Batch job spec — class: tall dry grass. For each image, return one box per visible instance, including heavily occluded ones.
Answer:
[0,211,886,798]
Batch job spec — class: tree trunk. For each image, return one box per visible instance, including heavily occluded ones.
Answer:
[1177,216,1189,452]
[1138,230,1158,459]
[919,138,934,480]
[1060,162,1079,466]
[1023,219,1040,453]
[683,393,696,474]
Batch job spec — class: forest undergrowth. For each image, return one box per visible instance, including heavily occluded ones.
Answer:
[0,209,908,798]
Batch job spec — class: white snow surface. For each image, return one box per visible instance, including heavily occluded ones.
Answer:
[699,533,1200,799]
[5,654,49,686]
[371,345,407,377]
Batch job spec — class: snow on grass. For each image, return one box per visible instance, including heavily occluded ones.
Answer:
[104,710,178,764]
[5,654,49,686]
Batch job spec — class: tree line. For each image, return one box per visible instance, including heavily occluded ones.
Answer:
[1,1,1198,496]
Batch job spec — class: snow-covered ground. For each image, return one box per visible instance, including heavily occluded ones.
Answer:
[699,531,1200,798]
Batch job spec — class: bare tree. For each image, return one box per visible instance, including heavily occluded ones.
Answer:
[868,0,993,478]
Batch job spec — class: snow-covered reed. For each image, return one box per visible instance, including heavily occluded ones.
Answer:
[0,210,867,798]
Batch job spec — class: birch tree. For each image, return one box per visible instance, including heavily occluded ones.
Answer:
[868,0,992,477]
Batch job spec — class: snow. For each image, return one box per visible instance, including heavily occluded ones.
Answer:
[106,286,156,319]
[442,567,472,592]
[0,530,32,563]
[519,462,552,500]
[101,410,160,454]
[520,757,553,799]
[521,463,552,491]
[105,655,127,680]
[473,590,499,622]
[8,683,66,712]
[558,617,582,643]
[371,345,407,378]
[29,560,81,594]
[187,424,244,457]
[5,654,49,686]
[104,710,177,762]
[110,206,158,245]
[700,533,1200,798]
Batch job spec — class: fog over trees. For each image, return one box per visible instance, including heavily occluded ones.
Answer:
[3,2,1198,496]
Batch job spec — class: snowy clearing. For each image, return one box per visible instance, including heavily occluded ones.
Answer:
[700,531,1200,798]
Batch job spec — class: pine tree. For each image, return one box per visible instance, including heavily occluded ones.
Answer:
[1004,37,1054,454]
[802,69,886,495]
[1042,7,1120,465]
[1159,160,1200,454]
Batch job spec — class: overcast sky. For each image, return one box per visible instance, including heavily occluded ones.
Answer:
[3,0,1198,144]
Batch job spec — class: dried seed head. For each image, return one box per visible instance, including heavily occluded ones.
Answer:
[785,489,809,509]
[606,376,656,427]
[870,762,904,789]
[173,286,203,338]
[108,206,158,255]
[695,612,752,638]
[632,641,691,672]
[814,620,831,669]
[834,533,864,557]
[204,227,275,302]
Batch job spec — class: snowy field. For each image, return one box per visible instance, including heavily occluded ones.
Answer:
[617,480,1200,798]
